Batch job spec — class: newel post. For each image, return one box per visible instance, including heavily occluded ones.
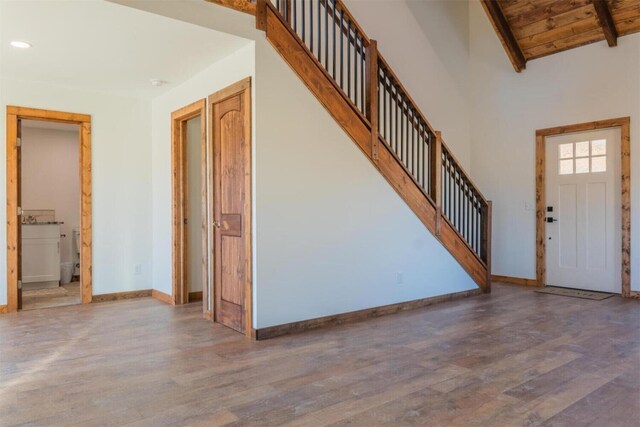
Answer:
[482,200,492,293]
[366,39,379,163]
[432,131,443,236]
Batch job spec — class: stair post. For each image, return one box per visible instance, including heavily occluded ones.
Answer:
[482,200,492,293]
[432,131,443,236]
[366,39,379,163]
[256,0,267,30]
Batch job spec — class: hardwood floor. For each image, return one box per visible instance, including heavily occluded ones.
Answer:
[0,283,638,426]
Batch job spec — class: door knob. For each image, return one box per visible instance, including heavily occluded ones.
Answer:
[213,220,221,228]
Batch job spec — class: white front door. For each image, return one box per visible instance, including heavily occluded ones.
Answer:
[545,128,621,293]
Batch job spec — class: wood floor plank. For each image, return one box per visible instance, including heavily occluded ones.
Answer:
[0,283,638,426]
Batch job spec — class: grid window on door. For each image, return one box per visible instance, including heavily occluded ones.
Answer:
[559,139,607,175]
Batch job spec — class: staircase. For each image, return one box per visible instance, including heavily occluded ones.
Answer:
[210,0,492,292]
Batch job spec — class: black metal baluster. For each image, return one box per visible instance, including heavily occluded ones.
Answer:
[409,111,414,178]
[465,185,469,243]
[310,0,314,55]
[339,9,343,88]
[302,0,306,45]
[457,172,461,232]
[347,19,351,100]
[448,157,452,219]
[400,100,404,163]
[318,0,321,61]
[332,0,336,78]
[324,0,328,69]
[356,37,360,109]
[415,121,419,186]
[418,125,423,188]
[383,72,387,142]
[394,87,398,153]
[361,38,365,114]
[293,0,297,33]
[474,197,478,253]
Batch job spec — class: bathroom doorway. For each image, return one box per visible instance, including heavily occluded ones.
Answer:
[6,106,92,312]
[171,100,208,314]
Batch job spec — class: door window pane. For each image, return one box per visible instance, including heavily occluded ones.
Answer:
[591,156,606,172]
[560,159,573,175]
[575,141,589,157]
[575,157,589,174]
[591,139,606,156]
[559,143,573,159]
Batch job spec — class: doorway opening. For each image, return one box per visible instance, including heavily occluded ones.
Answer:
[171,100,207,312]
[6,107,92,312]
[536,117,631,296]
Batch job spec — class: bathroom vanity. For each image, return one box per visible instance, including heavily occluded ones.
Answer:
[21,223,61,289]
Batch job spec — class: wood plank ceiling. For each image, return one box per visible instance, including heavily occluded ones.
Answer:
[481,0,640,71]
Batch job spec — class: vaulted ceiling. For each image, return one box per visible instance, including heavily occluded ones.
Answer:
[480,0,640,71]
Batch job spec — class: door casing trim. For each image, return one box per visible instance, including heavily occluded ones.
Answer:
[535,117,631,297]
[171,99,208,312]
[6,106,93,312]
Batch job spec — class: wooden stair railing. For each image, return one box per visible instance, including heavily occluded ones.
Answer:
[212,0,492,291]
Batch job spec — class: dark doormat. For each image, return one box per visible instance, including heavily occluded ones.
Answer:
[535,286,615,300]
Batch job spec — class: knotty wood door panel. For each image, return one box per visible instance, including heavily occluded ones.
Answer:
[210,79,252,335]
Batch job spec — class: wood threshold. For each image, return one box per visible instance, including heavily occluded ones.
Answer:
[492,275,539,287]
[189,291,203,301]
[535,117,631,297]
[0,305,7,314]
[6,106,92,313]
[255,288,484,340]
[152,289,174,305]
[92,290,152,303]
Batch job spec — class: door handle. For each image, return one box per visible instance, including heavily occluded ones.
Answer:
[212,220,221,228]
[546,217,558,223]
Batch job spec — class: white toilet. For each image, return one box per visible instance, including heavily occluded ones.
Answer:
[72,227,81,277]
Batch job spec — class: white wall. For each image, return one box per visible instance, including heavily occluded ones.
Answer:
[345,0,472,168]
[186,117,202,293]
[113,0,480,329]
[150,42,255,308]
[21,126,80,263]
[0,78,153,303]
[254,37,476,328]
[469,2,640,291]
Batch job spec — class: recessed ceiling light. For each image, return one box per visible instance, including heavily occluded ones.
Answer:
[149,78,166,87]
[10,41,32,49]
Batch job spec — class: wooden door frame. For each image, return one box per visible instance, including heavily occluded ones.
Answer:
[171,99,208,311]
[208,77,253,337]
[535,117,632,297]
[6,106,92,312]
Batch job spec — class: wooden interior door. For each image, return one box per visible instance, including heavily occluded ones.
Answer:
[210,79,252,335]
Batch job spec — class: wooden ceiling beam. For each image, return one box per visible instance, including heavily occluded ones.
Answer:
[480,0,527,72]
[592,0,618,46]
